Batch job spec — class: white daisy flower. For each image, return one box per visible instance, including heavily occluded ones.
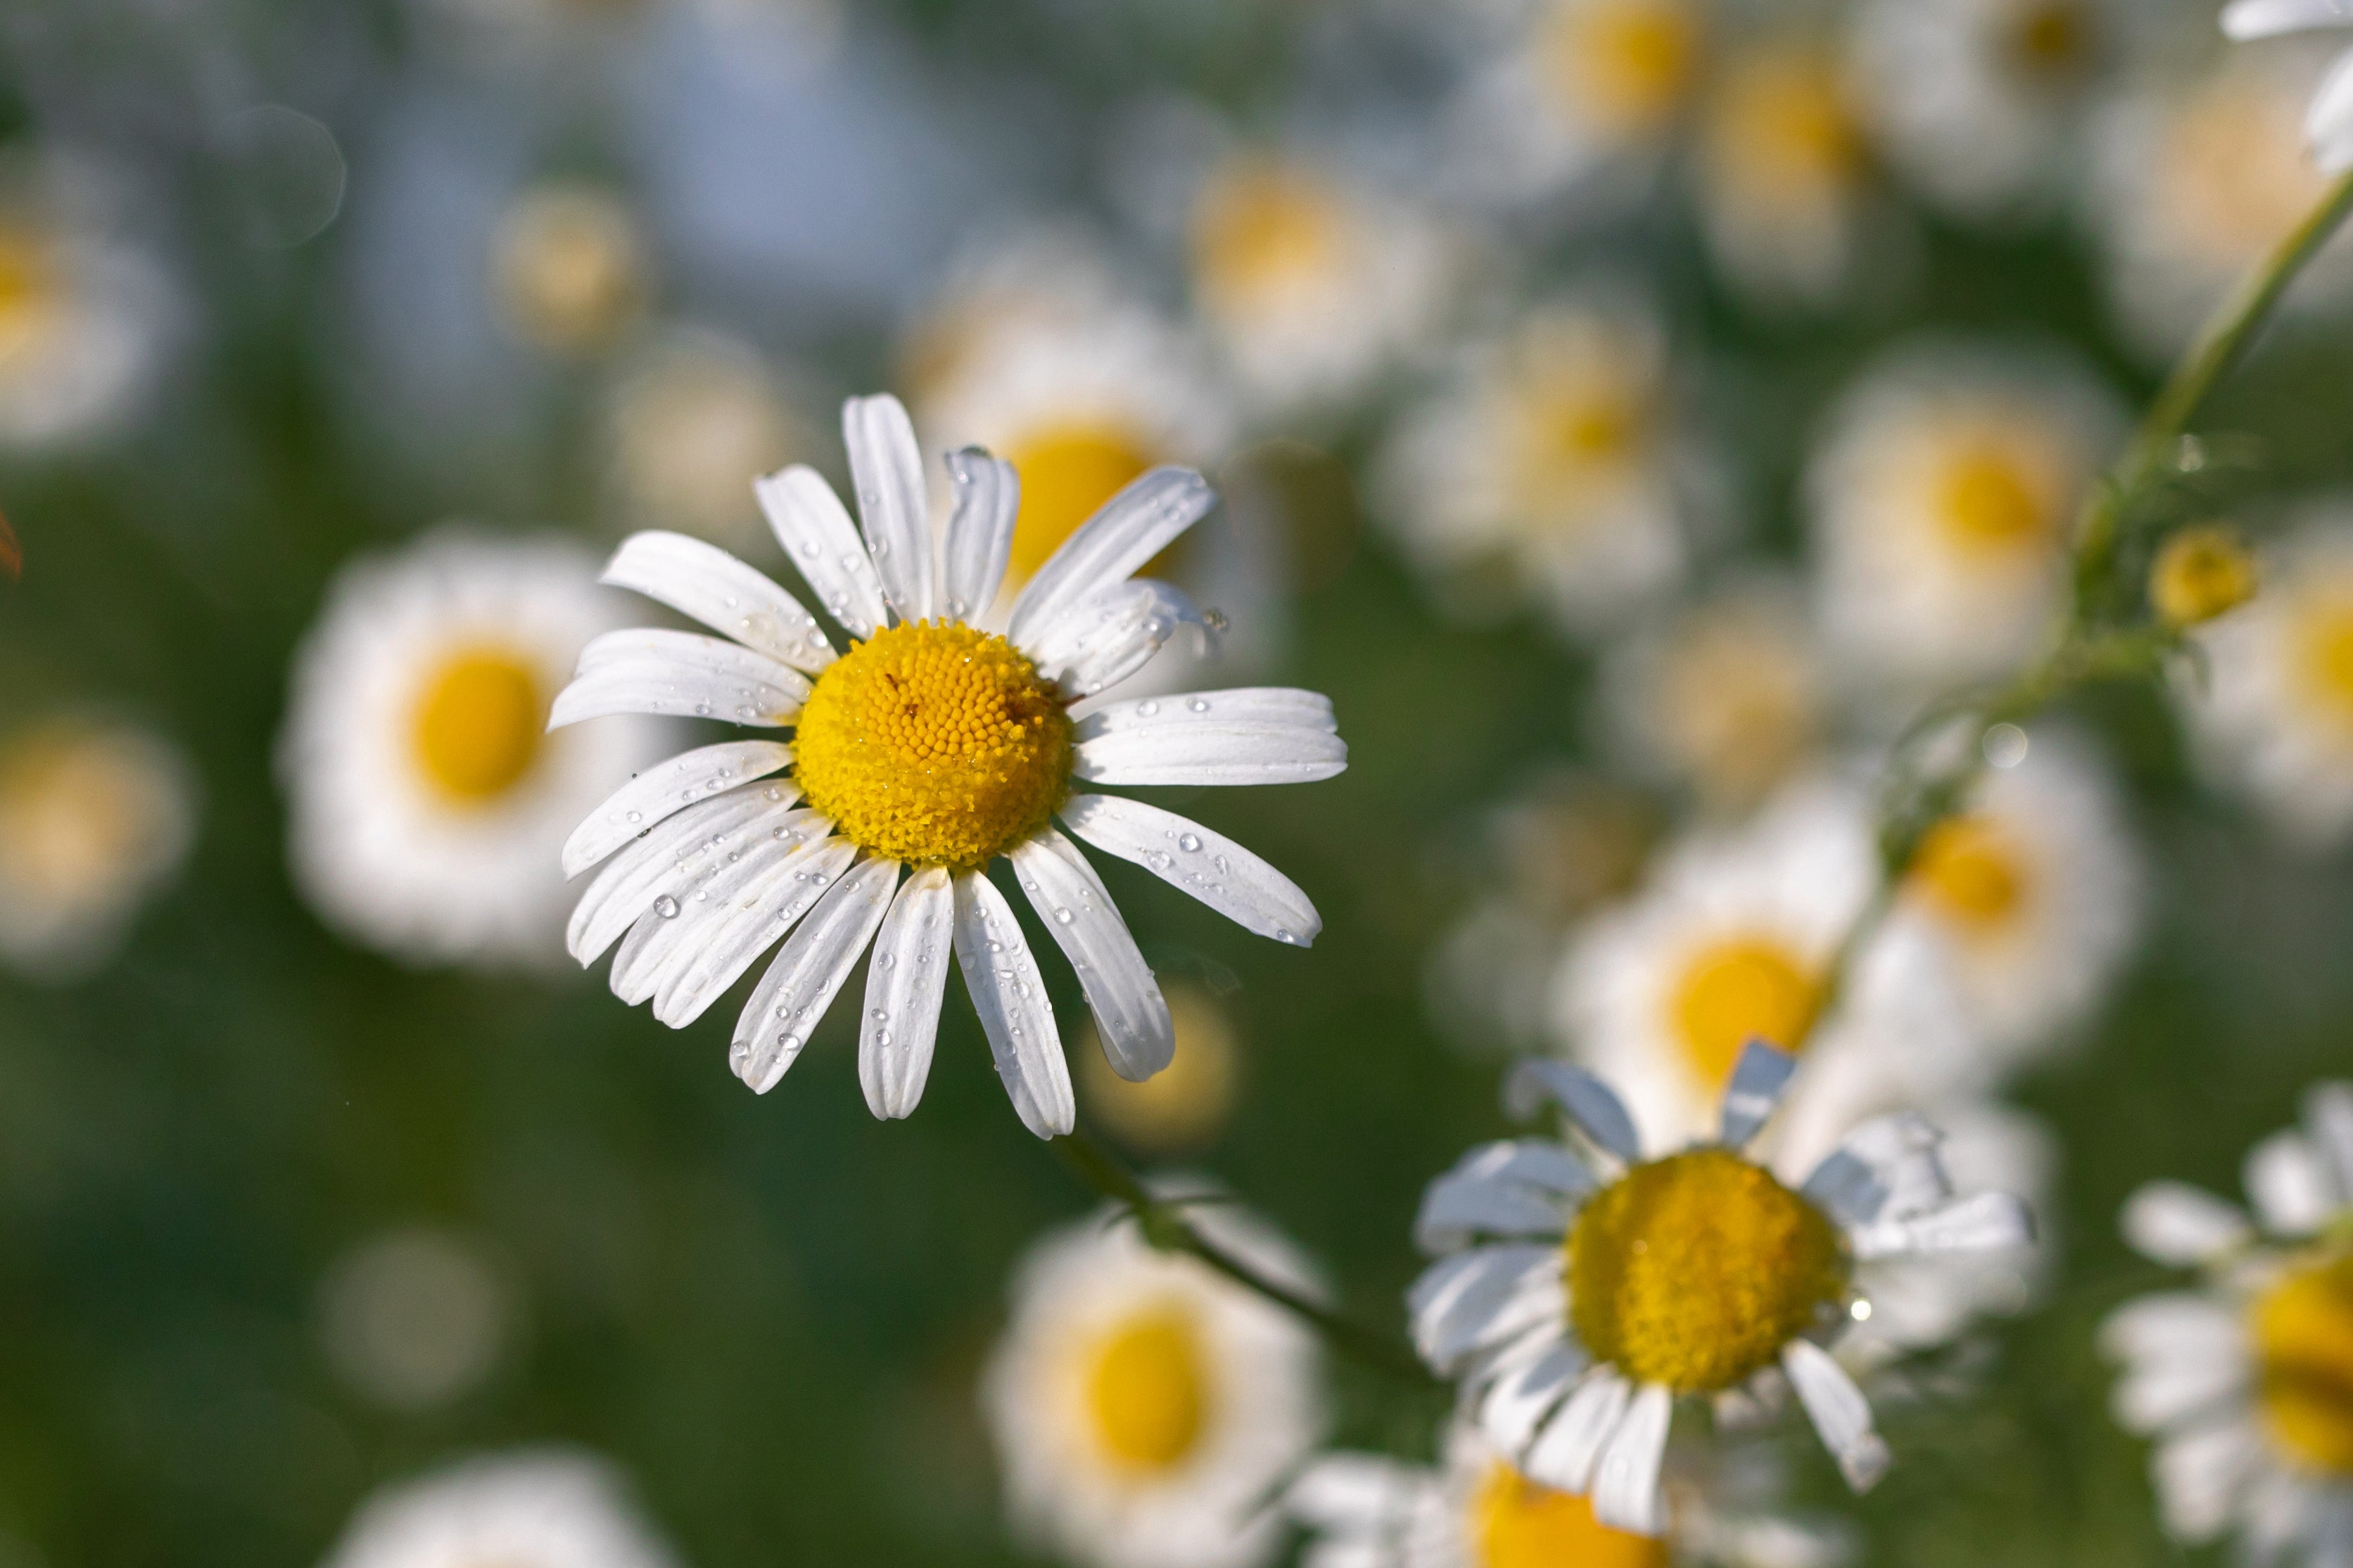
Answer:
[603,324,813,551]
[2101,1081,2353,1564]
[2178,508,2353,845]
[489,181,649,357]
[1883,725,2144,1063]
[551,393,1344,1137]
[1408,1043,2034,1534]
[0,714,196,981]
[982,1198,1326,1568]
[1377,287,1708,640]
[1694,39,1882,309]
[322,1450,678,1568]
[1851,0,2131,222]
[280,528,668,969]
[2224,0,2353,173]
[2091,48,2353,359]
[1806,340,2125,698]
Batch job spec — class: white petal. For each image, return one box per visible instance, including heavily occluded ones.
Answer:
[1007,466,1215,649]
[754,464,890,635]
[730,856,899,1092]
[1407,1244,1558,1370]
[1591,1382,1673,1535]
[1057,793,1321,944]
[563,741,795,879]
[2153,1419,2262,1541]
[2100,1292,2247,1368]
[1718,1040,1797,1148]
[1523,1369,1632,1493]
[859,867,955,1121]
[1479,1341,1588,1455]
[1415,1140,1590,1251]
[1074,722,1348,786]
[2221,0,2353,38]
[1007,829,1172,1081]
[953,871,1073,1138]
[1802,1113,1951,1228]
[939,447,1018,623]
[2306,46,2353,172]
[2120,1182,2254,1267]
[843,394,936,623]
[647,836,860,1027]
[1848,1191,2034,1259]
[2246,1129,2335,1235]
[551,629,808,729]
[1072,687,1338,740]
[2305,1081,2353,1204]
[1504,1061,1643,1164]
[1022,578,1209,699]
[609,824,843,1012]
[1286,1455,1422,1531]
[599,530,834,673]
[2110,1329,2250,1431]
[1783,1340,1891,1493]
[567,789,796,964]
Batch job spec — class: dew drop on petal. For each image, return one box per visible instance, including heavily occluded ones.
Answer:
[654,895,680,919]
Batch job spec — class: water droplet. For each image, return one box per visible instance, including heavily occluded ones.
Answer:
[1137,701,1160,717]
[1178,834,1202,853]
[626,810,642,824]
[694,702,713,717]
[1053,907,1075,925]
[1188,698,1210,713]
[877,952,897,971]
[1274,927,1295,944]
[874,1029,891,1047]
[766,785,784,801]
[870,536,889,557]
[987,941,1003,953]
[737,706,761,720]
[654,895,680,919]
[778,1031,802,1052]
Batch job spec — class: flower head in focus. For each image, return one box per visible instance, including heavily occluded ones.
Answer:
[322,1450,679,1568]
[552,393,1343,1137]
[1408,1042,2034,1534]
[982,1197,1326,1568]
[2102,1082,2353,1564]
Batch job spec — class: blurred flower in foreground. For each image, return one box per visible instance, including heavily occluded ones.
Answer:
[317,1226,514,1413]
[2101,1082,2353,1564]
[1080,979,1242,1156]
[0,715,195,981]
[1851,0,2126,222]
[2223,0,2353,173]
[1409,1044,2033,1532]
[2093,51,2353,359]
[2152,524,2261,629]
[982,1199,1325,1568]
[280,529,666,968]
[490,181,650,357]
[1696,40,1882,309]
[2178,509,2353,845]
[556,395,1343,1137]
[1378,288,1706,639]
[604,325,811,549]
[1806,340,2123,698]
[322,1451,678,1568]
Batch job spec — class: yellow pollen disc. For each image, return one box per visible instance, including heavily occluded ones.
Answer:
[2008,0,2093,79]
[1935,445,2054,555]
[792,622,1072,869]
[0,227,61,362]
[1510,377,1649,522]
[1546,0,1704,139]
[1568,1147,1848,1394]
[2251,1251,2353,1478]
[1708,54,1862,203]
[1667,936,1821,1090]
[2291,598,2353,729]
[410,651,547,805]
[1083,1306,1212,1474]
[2150,526,2258,629]
[1472,1462,1668,1568]
[1192,163,1345,310]
[1909,815,2028,933]
[1003,423,1162,584]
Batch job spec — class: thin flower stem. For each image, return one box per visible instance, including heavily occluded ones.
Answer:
[1051,1126,1441,1389]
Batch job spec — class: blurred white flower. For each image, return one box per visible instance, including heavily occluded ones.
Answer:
[1695,41,1883,308]
[279,528,668,968]
[2223,0,2353,173]
[322,1451,678,1568]
[604,324,813,549]
[490,181,650,356]
[2102,1082,2353,1564]
[1806,340,2124,699]
[0,715,195,981]
[317,1227,514,1413]
[982,1198,1326,1568]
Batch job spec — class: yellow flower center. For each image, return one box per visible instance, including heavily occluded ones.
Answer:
[1568,1147,1849,1393]
[2292,597,2353,729]
[792,622,1072,869]
[1472,1461,1669,1568]
[0,727,162,901]
[1935,445,2055,556]
[1509,375,1651,523]
[410,651,547,805]
[2151,525,2259,629]
[1191,162,1345,310]
[1909,815,2027,933]
[1083,1306,1212,1474]
[1544,0,1705,139]
[2006,0,2094,82]
[490,186,646,354]
[0,227,61,363]
[2252,1251,2353,1478]
[1707,53,1863,205]
[1003,423,1162,584]
[1667,936,1822,1090]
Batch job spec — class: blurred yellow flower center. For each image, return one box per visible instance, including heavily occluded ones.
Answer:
[1656,614,1816,807]
[0,729,158,900]
[2292,599,2353,727]
[1005,423,1160,583]
[491,185,646,353]
[1084,1308,1210,1473]
[793,622,1072,869]
[2007,0,2093,79]
[1668,936,1821,1088]
[1511,376,1649,522]
[0,227,62,362]
[1910,815,2027,933]
[1936,445,2054,555]
[1709,55,1861,203]
[411,651,547,804]
[1193,164,1344,307]
[2150,526,2258,629]
[1546,0,1704,139]
[2251,1251,2353,1477]
[1568,1147,1848,1392]
[1079,982,1241,1154]
[1472,1461,1668,1568]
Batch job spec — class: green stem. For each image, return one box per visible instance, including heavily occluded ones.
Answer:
[1051,1126,1440,1389]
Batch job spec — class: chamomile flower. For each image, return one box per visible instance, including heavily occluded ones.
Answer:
[0,715,196,981]
[489,181,649,357]
[2178,509,2353,844]
[1885,727,2144,1062]
[2101,1082,2353,1564]
[1851,0,2129,222]
[982,1199,1326,1568]
[322,1451,678,1568]
[1378,288,1708,639]
[2222,0,2353,174]
[1408,1043,2034,1534]
[604,325,811,550]
[1694,39,1882,309]
[1806,341,2124,697]
[280,529,667,968]
[552,393,1343,1137]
